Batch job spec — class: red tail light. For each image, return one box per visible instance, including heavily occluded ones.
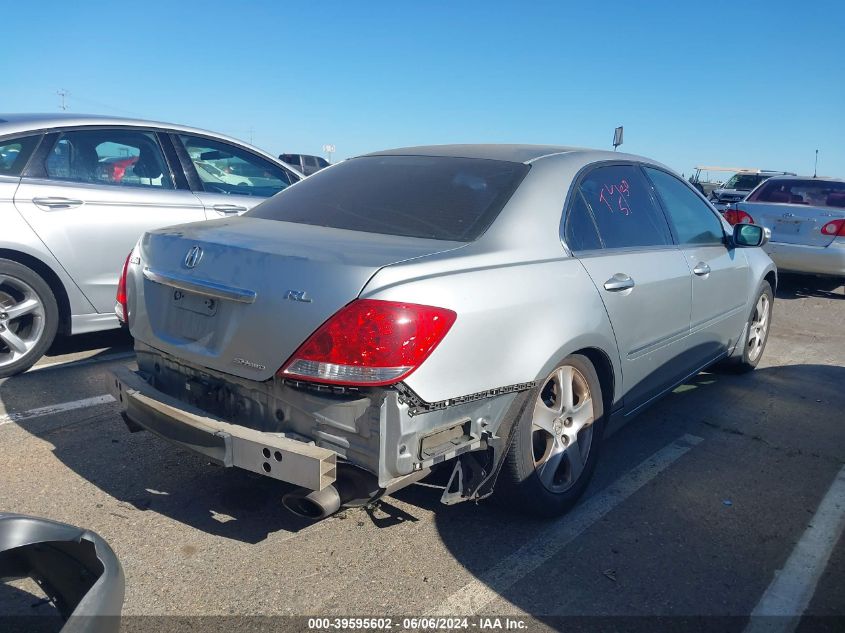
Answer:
[115,252,131,323]
[724,209,755,225]
[279,299,457,386]
[821,219,845,237]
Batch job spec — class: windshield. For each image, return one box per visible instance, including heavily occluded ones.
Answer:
[723,173,767,191]
[247,155,530,241]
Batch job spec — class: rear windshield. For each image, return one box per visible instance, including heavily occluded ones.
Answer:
[247,155,530,241]
[747,179,845,208]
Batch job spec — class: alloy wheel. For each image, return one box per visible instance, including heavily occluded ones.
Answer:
[747,293,770,363]
[0,274,47,369]
[531,365,595,493]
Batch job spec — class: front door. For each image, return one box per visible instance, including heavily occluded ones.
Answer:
[175,134,299,219]
[643,166,751,366]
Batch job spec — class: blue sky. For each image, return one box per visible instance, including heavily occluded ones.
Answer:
[5,1,844,178]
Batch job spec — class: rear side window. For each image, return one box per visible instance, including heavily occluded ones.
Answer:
[564,190,602,251]
[248,155,530,241]
[44,129,174,188]
[748,178,845,208]
[644,167,725,245]
[578,165,672,249]
[0,135,41,177]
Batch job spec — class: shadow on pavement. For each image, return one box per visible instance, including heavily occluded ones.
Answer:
[418,363,845,622]
[2,362,843,555]
[0,377,316,543]
[43,328,134,359]
[776,274,844,301]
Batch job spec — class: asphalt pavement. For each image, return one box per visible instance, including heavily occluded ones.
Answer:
[0,274,843,632]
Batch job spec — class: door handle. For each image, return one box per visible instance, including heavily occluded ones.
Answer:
[212,204,247,214]
[693,262,711,276]
[32,197,83,209]
[603,273,635,292]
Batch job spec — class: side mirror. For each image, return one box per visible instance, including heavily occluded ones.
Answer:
[733,223,768,247]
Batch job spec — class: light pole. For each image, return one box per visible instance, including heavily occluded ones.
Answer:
[323,144,336,164]
[56,89,69,111]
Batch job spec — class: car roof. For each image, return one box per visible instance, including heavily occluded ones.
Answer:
[762,174,845,184]
[362,143,656,166]
[0,112,287,165]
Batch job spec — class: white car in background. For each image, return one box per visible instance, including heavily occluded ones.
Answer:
[0,113,302,377]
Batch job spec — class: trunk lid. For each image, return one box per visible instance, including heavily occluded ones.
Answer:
[130,216,466,382]
[738,201,845,246]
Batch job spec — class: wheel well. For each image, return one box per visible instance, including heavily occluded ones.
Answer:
[574,347,615,417]
[764,270,777,293]
[0,249,72,335]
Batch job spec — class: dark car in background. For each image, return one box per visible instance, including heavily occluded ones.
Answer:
[279,153,330,175]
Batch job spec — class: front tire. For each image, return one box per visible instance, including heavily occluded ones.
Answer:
[0,259,59,378]
[496,354,605,518]
[734,281,773,373]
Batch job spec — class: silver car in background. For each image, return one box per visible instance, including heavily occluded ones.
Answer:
[0,114,302,377]
[110,145,776,519]
[727,175,845,280]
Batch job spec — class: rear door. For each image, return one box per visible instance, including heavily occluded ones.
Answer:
[565,163,693,409]
[175,134,299,218]
[644,166,750,365]
[13,127,206,313]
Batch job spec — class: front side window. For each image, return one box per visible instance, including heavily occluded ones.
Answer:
[747,178,845,207]
[181,135,294,197]
[578,165,672,249]
[644,167,725,245]
[248,155,530,241]
[44,129,173,188]
[0,135,40,177]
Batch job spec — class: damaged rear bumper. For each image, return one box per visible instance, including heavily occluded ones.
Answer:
[108,365,337,491]
[108,344,524,501]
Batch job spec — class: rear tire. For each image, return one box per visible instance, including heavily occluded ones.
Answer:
[496,354,605,518]
[0,259,59,378]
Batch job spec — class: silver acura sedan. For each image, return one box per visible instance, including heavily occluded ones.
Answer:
[0,114,302,377]
[109,145,776,519]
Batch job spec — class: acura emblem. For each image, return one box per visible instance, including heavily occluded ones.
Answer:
[184,246,203,269]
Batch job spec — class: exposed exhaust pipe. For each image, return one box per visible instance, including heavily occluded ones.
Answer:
[282,467,378,520]
[282,485,342,520]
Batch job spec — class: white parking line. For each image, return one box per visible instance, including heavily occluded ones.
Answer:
[28,351,135,373]
[428,433,704,616]
[0,394,116,427]
[744,464,845,633]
